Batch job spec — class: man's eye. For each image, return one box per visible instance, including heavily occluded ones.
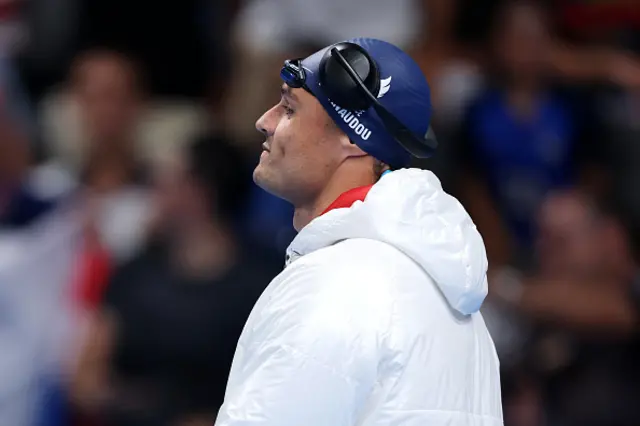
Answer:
[282,105,294,117]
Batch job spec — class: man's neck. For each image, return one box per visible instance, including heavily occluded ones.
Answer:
[292,166,375,232]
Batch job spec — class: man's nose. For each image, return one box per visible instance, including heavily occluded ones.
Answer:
[255,105,278,138]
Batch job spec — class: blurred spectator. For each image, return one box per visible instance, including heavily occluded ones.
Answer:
[456,0,598,270]
[490,191,640,426]
[493,192,638,338]
[64,49,153,265]
[0,63,80,426]
[548,0,640,253]
[70,134,281,426]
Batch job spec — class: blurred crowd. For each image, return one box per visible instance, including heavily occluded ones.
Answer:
[1,0,639,426]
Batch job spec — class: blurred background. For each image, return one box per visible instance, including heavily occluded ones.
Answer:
[0,0,639,425]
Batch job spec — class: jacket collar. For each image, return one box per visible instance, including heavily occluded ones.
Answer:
[320,170,391,215]
[321,184,374,215]
[285,184,374,267]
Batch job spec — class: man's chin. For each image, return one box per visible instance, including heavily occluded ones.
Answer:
[252,163,265,184]
[253,164,273,191]
[253,165,285,200]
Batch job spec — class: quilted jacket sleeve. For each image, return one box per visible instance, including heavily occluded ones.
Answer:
[214,263,385,426]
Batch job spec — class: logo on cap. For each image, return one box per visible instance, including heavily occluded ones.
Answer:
[377,76,392,99]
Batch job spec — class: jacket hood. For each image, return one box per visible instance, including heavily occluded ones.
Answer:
[285,168,489,315]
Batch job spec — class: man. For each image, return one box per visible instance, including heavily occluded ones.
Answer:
[215,38,503,426]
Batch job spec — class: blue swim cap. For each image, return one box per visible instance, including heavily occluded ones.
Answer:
[294,38,434,168]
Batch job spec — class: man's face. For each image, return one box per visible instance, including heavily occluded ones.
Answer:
[253,85,344,205]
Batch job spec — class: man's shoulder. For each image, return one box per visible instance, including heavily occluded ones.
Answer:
[276,239,403,303]
[282,238,486,332]
[239,240,393,374]
[270,238,418,322]
[260,239,400,331]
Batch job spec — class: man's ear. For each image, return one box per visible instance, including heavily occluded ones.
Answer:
[324,112,366,158]
[338,133,368,158]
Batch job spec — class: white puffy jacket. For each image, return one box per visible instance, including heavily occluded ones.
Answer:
[215,169,503,426]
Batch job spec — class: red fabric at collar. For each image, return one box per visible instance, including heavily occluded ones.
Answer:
[321,185,374,215]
